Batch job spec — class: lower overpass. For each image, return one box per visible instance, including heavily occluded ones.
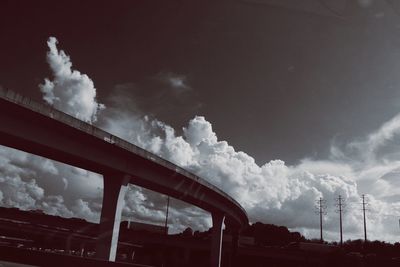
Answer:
[0,89,249,267]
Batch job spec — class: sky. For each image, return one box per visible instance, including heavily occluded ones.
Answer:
[2,0,400,242]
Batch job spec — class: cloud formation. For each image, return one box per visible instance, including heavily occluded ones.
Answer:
[0,145,101,222]
[2,37,400,243]
[103,88,400,241]
[103,71,201,129]
[39,37,105,123]
[157,72,191,92]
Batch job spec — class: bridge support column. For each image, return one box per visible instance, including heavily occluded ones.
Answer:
[210,213,225,267]
[96,174,128,261]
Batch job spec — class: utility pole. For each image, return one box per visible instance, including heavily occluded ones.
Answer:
[335,195,345,246]
[398,219,400,236]
[315,197,327,243]
[362,194,368,242]
[164,196,170,235]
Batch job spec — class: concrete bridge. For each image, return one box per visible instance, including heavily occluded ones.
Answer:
[0,89,249,267]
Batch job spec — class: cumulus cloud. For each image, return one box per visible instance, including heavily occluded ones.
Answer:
[39,37,105,123]
[40,195,73,218]
[3,36,400,243]
[0,145,102,222]
[0,37,107,224]
[71,198,100,223]
[103,100,400,241]
[0,175,43,209]
[0,156,91,221]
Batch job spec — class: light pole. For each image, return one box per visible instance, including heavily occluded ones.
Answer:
[164,196,170,235]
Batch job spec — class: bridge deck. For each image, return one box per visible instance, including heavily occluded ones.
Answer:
[0,89,248,228]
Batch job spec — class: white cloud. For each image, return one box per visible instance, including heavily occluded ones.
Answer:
[40,195,73,218]
[0,145,104,222]
[39,37,105,123]
[157,72,191,92]
[104,107,351,232]
[0,175,43,209]
[352,116,400,152]
[103,99,400,241]
[4,36,400,242]
[71,199,100,223]
[183,116,218,146]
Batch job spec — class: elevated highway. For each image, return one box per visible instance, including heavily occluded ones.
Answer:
[0,89,248,267]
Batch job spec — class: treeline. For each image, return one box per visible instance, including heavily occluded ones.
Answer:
[183,222,306,246]
[3,206,400,259]
[240,222,306,246]
[186,221,400,258]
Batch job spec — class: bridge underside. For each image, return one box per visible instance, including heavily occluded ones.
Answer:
[0,91,248,267]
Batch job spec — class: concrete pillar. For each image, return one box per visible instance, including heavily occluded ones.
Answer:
[210,213,225,267]
[96,174,128,261]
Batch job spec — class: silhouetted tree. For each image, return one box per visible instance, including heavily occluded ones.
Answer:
[241,222,305,246]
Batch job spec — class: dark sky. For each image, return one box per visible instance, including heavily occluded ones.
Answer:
[2,0,400,165]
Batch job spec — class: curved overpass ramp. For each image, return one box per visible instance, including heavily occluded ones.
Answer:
[0,89,248,266]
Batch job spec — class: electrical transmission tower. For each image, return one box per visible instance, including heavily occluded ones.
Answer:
[361,194,369,242]
[335,195,346,246]
[315,197,327,243]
